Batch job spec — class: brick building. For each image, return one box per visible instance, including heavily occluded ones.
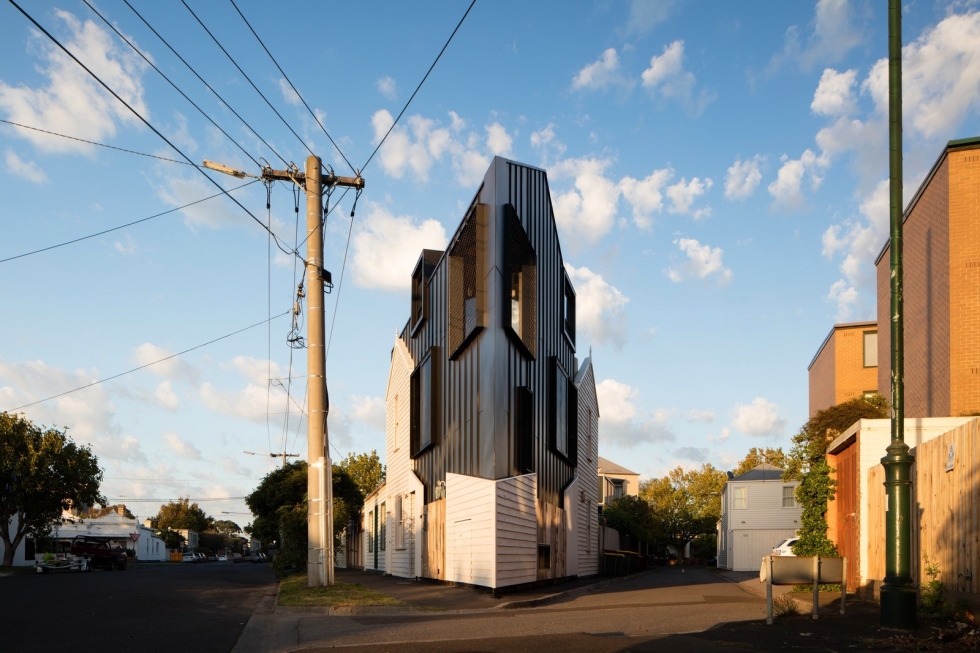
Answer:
[808,321,879,416]
[876,136,980,417]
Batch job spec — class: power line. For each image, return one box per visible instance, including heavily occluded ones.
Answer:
[106,497,246,502]
[361,0,476,174]
[83,0,261,168]
[121,0,288,167]
[7,0,299,262]
[1,119,195,166]
[3,312,288,412]
[325,208,356,363]
[228,0,356,175]
[181,0,314,159]
[0,180,258,264]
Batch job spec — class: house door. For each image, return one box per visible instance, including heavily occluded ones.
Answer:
[835,443,859,589]
[454,519,472,583]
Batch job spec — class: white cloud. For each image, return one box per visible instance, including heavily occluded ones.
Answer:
[163,432,201,460]
[666,176,712,218]
[154,173,254,229]
[622,0,678,36]
[277,78,301,107]
[641,40,714,114]
[4,150,48,183]
[686,410,715,423]
[675,446,710,462]
[708,426,731,443]
[595,378,674,447]
[767,149,829,211]
[529,123,566,165]
[724,156,763,201]
[229,356,284,387]
[0,10,149,154]
[198,381,288,423]
[565,265,629,349]
[113,235,137,256]
[572,48,631,91]
[811,68,858,117]
[350,204,447,291]
[731,397,786,437]
[550,157,621,246]
[376,75,397,100]
[768,0,863,73]
[619,167,671,229]
[485,122,513,158]
[350,395,386,432]
[133,343,198,383]
[154,381,179,411]
[666,238,732,285]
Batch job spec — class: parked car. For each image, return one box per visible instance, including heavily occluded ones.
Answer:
[217,554,228,562]
[197,553,207,563]
[207,554,218,562]
[231,553,244,563]
[772,538,799,556]
[69,537,128,571]
[181,552,198,563]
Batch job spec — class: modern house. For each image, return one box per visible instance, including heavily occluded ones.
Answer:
[825,417,974,591]
[875,136,980,418]
[717,464,801,572]
[597,457,640,505]
[808,321,879,416]
[379,156,601,590]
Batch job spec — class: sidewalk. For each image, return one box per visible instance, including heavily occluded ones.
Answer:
[715,568,855,614]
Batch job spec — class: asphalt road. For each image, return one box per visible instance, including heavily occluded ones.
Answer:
[0,561,277,653]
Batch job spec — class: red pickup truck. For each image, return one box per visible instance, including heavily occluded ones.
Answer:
[69,538,128,571]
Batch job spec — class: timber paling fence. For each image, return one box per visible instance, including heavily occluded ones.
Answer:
[867,418,980,595]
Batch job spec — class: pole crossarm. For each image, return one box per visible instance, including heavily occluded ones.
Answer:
[202,159,364,190]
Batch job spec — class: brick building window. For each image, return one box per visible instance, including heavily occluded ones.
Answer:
[864,330,878,367]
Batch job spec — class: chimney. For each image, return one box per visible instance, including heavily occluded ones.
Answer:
[115,505,126,516]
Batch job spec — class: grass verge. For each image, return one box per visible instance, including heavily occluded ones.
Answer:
[0,565,36,575]
[277,573,404,608]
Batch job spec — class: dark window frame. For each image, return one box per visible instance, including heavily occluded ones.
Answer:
[863,329,878,368]
[410,349,439,458]
[514,386,534,475]
[537,544,551,570]
[549,357,578,465]
[502,204,537,360]
[562,269,576,350]
[448,204,488,360]
[410,250,440,337]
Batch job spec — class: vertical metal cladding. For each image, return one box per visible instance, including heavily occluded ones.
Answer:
[400,161,576,508]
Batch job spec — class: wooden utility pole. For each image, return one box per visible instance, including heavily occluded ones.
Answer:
[203,156,363,588]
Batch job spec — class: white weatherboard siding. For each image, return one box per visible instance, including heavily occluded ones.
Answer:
[385,336,416,579]
[574,359,599,577]
[731,529,798,572]
[362,489,387,573]
[828,417,974,584]
[446,472,496,586]
[496,473,537,586]
[563,476,579,578]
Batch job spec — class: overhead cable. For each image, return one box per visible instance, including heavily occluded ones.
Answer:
[7,0,299,261]
[121,0,289,167]
[228,0,356,175]
[0,180,258,264]
[1,118,196,166]
[83,0,261,168]
[180,0,315,159]
[3,312,288,412]
[361,0,476,174]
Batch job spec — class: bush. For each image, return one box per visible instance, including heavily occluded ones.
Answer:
[772,595,799,618]
[272,502,307,579]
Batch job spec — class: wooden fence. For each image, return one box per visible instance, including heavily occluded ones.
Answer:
[421,498,446,580]
[867,419,980,594]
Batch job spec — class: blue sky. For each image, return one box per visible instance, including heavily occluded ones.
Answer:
[2,0,979,524]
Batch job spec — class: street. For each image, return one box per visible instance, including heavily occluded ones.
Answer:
[0,562,277,653]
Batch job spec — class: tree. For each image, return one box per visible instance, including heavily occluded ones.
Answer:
[155,498,212,533]
[158,528,185,550]
[0,413,105,567]
[245,461,308,549]
[784,394,889,556]
[83,504,135,519]
[337,450,385,497]
[213,519,242,535]
[733,447,788,476]
[640,464,727,555]
[602,495,654,543]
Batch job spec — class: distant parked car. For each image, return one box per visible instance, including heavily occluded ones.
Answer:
[217,555,228,562]
[182,553,198,563]
[231,553,244,563]
[207,554,218,562]
[772,538,799,556]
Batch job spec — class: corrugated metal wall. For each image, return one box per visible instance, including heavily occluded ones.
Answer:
[400,158,577,509]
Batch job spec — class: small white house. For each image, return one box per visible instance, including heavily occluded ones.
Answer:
[362,484,387,573]
[57,510,168,561]
[718,464,801,572]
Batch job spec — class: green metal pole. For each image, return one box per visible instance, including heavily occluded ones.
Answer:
[880,0,916,630]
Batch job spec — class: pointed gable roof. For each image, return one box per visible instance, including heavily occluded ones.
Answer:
[731,463,785,482]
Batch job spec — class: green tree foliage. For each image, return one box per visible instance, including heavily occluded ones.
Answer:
[245,460,365,577]
[83,504,135,519]
[784,394,889,556]
[733,447,788,476]
[213,519,242,535]
[602,495,654,542]
[0,413,105,566]
[337,450,385,497]
[155,497,212,533]
[158,529,185,550]
[640,464,727,553]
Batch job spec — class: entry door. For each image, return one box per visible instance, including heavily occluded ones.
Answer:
[454,519,472,583]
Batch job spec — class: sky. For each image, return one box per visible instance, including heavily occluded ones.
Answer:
[2,0,980,526]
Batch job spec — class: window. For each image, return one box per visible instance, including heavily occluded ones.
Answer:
[864,330,878,367]
[395,496,405,549]
[611,479,624,500]
[782,486,796,508]
[448,204,488,359]
[410,351,438,457]
[586,500,593,553]
[503,204,537,358]
[410,251,439,335]
[367,508,375,552]
[537,544,551,570]
[514,386,534,474]
[549,358,578,464]
[586,409,593,462]
[380,502,387,550]
[562,270,576,346]
[733,486,747,509]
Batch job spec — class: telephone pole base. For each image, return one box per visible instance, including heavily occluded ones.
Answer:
[880,582,917,629]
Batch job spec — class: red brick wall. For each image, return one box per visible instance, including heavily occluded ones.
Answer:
[809,334,836,416]
[949,150,980,416]
[835,326,878,405]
